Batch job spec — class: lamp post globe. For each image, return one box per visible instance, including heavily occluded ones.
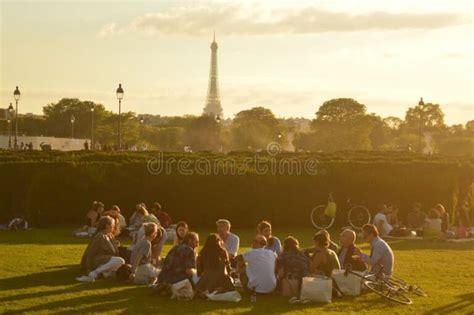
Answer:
[116,84,124,149]
[71,115,75,139]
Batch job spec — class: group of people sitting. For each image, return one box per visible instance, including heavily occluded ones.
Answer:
[372,202,472,240]
[76,201,397,301]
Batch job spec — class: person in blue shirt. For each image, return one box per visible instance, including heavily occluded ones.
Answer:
[354,224,394,276]
[257,220,282,255]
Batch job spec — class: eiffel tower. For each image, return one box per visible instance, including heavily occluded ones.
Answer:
[203,32,224,118]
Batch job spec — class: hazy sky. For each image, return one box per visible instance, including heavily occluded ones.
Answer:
[1,0,473,124]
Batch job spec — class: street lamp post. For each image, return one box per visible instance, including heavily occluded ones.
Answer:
[116,84,124,150]
[418,97,424,153]
[7,119,11,149]
[71,115,75,139]
[139,117,144,150]
[91,106,95,150]
[7,103,14,150]
[13,86,20,150]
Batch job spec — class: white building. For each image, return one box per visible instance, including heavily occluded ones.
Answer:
[0,135,90,151]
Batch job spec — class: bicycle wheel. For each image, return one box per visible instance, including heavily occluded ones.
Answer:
[363,280,412,305]
[408,285,427,297]
[385,276,427,297]
[310,205,334,229]
[348,205,371,230]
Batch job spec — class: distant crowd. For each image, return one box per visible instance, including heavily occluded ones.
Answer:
[73,200,472,301]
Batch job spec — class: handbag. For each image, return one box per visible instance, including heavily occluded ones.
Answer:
[324,200,337,218]
[281,275,299,297]
[300,276,332,303]
[171,279,194,301]
[332,270,360,296]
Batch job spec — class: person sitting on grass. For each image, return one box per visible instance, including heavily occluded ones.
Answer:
[77,216,125,282]
[132,222,167,265]
[150,202,172,229]
[257,220,282,255]
[374,204,408,237]
[354,224,394,276]
[308,232,341,277]
[275,236,310,294]
[407,202,426,236]
[236,235,277,294]
[128,203,148,231]
[434,204,450,235]
[318,230,339,252]
[130,222,161,285]
[103,205,126,231]
[157,232,199,285]
[195,234,234,296]
[75,201,104,236]
[216,219,240,260]
[173,221,189,246]
[423,208,442,240]
[337,229,367,272]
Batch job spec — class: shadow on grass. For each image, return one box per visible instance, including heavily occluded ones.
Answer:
[0,265,79,292]
[385,239,474,251]
[426,292,474,314]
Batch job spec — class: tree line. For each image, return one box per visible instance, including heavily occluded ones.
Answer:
[0,97,472,155]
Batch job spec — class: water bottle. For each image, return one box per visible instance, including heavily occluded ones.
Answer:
[250,287,257,303]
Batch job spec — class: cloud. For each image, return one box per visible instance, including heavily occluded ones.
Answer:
[97,23,119,38]
[98,4,471,37]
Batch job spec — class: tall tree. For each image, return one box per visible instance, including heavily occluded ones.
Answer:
[231,107,280,150]
[404,100,445,131]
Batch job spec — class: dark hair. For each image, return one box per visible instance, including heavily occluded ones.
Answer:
[313,233,329,248]
[428,208,440,219]
[116,264,132,281]
[183,231,199,245]
[175,221,189,242]
[282,236,300,253]
[151,202,162,211]
[198,233,229,269]
[362,224,379,237]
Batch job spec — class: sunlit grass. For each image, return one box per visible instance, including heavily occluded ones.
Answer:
[0,228,473,314]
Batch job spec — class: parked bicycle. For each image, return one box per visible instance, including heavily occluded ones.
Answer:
[310,194,371,230]
[343,264,427,305]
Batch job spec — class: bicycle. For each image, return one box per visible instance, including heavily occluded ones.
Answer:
[310,194,371,230]
[343,264,426,305]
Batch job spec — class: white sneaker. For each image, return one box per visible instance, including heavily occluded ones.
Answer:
[76,275,95,282]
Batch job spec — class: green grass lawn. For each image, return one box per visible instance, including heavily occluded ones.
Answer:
[0,227,473,315]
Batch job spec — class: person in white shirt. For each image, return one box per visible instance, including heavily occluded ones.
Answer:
[373,204,393,236]
[373,204,408,237]
[216,219,240,259]
[237,235,277,294]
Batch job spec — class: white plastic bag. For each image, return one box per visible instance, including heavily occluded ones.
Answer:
[300,276,332,303]
[206,290,242,302]
[332,270,360,296]
[171,279,194,301]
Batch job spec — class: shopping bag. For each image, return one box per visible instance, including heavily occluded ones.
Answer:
[332,270,360,296]
[281,276,299,297]
[300,276,332,303]
[171,279,194,301]
[206,290,241,302]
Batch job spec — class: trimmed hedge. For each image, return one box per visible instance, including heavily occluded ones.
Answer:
[0,150,472,228]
